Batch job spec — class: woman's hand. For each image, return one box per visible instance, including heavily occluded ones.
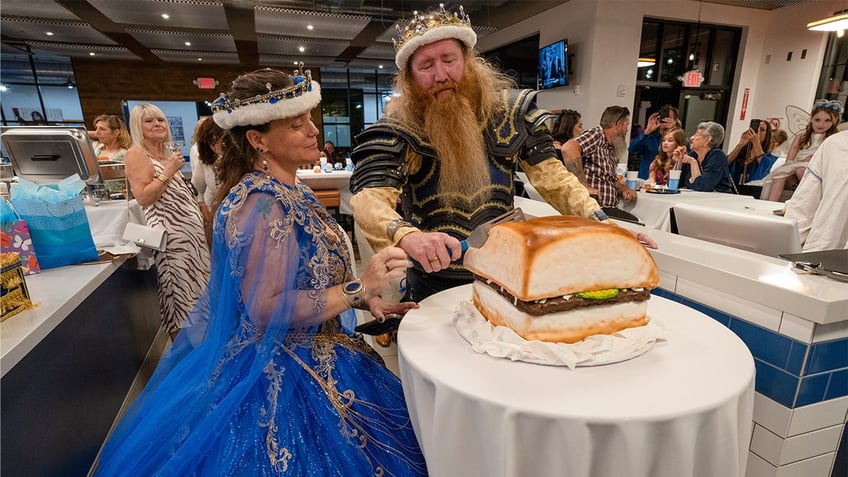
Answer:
[739,128,755,146]
[671,146,685,159]
[365,296,419,322]
[644,113,660,135]
[360,246,412,301]
[163,151,185,177]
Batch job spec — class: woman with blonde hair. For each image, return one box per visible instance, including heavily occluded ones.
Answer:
[124,103,210,340]
[92,114,132,162]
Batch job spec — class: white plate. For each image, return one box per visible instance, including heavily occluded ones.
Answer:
[453,299,667,369]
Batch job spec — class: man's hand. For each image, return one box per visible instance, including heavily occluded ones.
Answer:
[631,230,658,249]
[620,188,637,201]
[398,231,463,273]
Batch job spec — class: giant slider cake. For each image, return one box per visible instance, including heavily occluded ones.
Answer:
[463,216,660,343]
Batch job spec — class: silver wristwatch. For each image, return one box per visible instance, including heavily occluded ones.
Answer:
[342,280,365,308]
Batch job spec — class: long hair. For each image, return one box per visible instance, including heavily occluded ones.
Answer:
[93,114,132,149]
[196,117,226,166]
[551,109,581,144]
[128,103,173,156]
[654,128,685,174]
[390,42,516,129]
[213,69,293,207]
[741,120,773,161]
[798,104,840,150]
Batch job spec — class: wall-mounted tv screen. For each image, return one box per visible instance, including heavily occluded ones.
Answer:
[539,39,568,90]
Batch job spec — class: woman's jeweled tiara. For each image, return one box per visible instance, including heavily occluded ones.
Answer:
[211,64,321,130]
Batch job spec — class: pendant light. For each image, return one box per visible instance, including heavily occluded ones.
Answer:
[808,0,848,33]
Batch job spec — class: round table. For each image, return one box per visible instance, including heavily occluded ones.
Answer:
[397,284,755,477]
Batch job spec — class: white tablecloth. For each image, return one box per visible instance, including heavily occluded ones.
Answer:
[398,284,755,477]
[295,169,353,215]
[84,199,144,249]
[84,199,153,268]
[618,189,744,230]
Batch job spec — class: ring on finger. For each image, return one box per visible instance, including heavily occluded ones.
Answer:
[428,256,439,263]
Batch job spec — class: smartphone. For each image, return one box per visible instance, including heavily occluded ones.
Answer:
[749,119,761,132]
[658,105,671,120]
[354,314,403,336]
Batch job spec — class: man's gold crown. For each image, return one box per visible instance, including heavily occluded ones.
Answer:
[392,4,471,51]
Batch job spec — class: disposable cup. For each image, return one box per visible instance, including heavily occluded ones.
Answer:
[626,171,639,190]
[616,163,627,181]
[668,169,682,190]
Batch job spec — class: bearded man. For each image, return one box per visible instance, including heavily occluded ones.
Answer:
[561,106,641,222]
[350,6,651,303]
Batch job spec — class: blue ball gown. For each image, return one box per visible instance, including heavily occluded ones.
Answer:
[95,171,428,476]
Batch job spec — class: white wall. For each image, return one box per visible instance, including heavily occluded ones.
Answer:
[477,0,837,150]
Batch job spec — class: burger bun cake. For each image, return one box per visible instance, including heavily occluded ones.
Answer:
[463,216,660,344]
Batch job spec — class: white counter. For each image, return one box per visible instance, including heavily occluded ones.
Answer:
[1,261,122,377]
[1,258,161,476]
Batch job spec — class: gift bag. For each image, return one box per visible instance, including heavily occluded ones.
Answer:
[10,175,99,269]
[1,252,34,321]
[0,198,41,275]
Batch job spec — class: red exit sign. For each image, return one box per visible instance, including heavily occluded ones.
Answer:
[683,70,703,87]
[196,77,216,89]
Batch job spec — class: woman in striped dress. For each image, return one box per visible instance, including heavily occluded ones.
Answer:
[125,103,210,340]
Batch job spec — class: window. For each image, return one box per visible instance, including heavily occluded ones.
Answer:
[319,67,393,153]
[633,18,740,137]
[816,32,848,121]
[0,50,83,126]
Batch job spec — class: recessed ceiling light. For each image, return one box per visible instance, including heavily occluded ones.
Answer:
[89,52,96,56]
[307,25,314,30]
[185,41,191,46]
[197,58,203,61]
[293,61,299,65]
[162,13,170,20]
[0,85,8,92]
[298,46,305,52]
[378,65,383,69]
[46,32,54,36]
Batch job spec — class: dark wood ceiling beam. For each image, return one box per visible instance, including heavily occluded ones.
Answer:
[223,1,259,66]
[336,19,393,64]
[54,0,162,63]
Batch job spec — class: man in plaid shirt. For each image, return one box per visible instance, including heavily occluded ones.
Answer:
[561,106,639,220]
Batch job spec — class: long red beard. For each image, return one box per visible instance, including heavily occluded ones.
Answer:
[408,76,491,208]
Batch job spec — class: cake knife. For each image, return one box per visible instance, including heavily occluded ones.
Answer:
[460,207,526,252]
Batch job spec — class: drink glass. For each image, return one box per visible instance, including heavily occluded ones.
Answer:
[668,170,682,190]
[626,171,639,190]
[616,163,627,182]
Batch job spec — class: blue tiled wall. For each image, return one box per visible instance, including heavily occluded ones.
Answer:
[652,288,848,408]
